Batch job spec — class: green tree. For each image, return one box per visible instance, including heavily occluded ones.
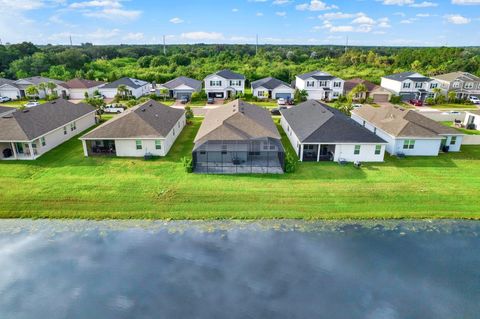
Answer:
[85,97,105,120]
[37,82,48,98]
[47,82,58,97]
[294,89,308,104]
[117,84,129,100]
[348,83,368,102]
[448,91,457,103]
[184,106,194,122]
[25,85,39,98]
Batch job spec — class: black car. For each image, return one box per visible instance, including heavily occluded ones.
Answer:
[207,97,215,104]
[270,106,287,116]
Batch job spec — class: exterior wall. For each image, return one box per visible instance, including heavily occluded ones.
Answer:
[99,88,118,99]
[100,84,151,99]
[462,135,480,145]
[443,135,462,152]
[252,85,294,99]
[463,112,480,130]
[204,75,245,96]
[280,116,301,156]
[295,75,344,101]
[69,86,103,99]
[333,144,385,162]
[380,77,402,94]
[0,85,21,100]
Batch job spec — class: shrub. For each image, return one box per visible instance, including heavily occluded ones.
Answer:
[184,106,194,122]
[181,157,194,173]
[284,152,298,173]
[390,95,402,104]
[425,97,436,105]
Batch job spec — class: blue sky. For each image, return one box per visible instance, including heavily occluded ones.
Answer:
[0,0,479,46]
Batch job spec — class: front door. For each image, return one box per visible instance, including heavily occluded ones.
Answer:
[15,143,24,154]
[440,138,447,151]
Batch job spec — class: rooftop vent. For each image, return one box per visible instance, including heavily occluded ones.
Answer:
[141,109,146,112]
[51,101,56,104]
[22,109,29,113]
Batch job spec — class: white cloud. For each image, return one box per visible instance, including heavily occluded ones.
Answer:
[444,14,471,24]
[69,0,121,9]
[400,19,414,23]
[273,0,291,4]
[318,12,355,19]
[410,1,438,7]
[296,0,338,11]
[352,15,375,25]
[180,31,224,41]
[381,0,414,5]
[416,13,431,17]
[69,0,141,21]
[169,17,184,24]
[393,12,406,17]
[276,11,287,16]
[123,32,144,41]
[452,0,480,4]
[83,8,141,20]
[0,0,46,10]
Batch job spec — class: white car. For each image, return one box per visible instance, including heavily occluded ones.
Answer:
[469,96,480,104]
[277,98,286,106]
[0,96,11,103]
[24,101,40,108]
[352,103,363,108]
[103,104,125,114]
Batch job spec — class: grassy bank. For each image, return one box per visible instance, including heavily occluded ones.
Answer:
[0,118,479,220]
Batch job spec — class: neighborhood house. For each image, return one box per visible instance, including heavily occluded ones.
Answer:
[343,78,392,103]
[295,71,344,101]
[1,76,68,100]
[192,100,285,174]
[281,100,387,163]
[432,72,480,100]
[352,105,463,156]
[251,77,295,100]
[62,78,105,100]
[99,77,152,99]
[380,72,440,102]
[80,100,185,157]
[204,69,245,99]
[160,76,202,100]
[0,99,96,160]
[463,110,480,130]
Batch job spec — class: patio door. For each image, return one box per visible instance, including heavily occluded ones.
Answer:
[15,143,24,154]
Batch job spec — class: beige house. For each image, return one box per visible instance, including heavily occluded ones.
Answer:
[344,78,392,103]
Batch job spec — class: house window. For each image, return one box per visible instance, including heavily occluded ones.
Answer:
[374,127,377,134]
[450,136,457,145]
[403,82,411,89]
[465,82,474,89]
[258,90,265,97]
[415,82,423,88]
[221,151,227,155]
[306,81,315,88]
[178,122,180,128]
[333,82,342,88]
[354,145,361,155]
[155,140,162,150]
[63,126,67,135]
[200,151,206,155]
[248,151,260,156]
[210,80,222,87]
[304,145,315,150]
[70,122,76,131]
[375,145,382,155]
[452,82,460,88]
[430,83,438,89]
[173,129,175,136]
[269,145,275,150]
[362,121,366,127]
[319,81,328,87]
[427,93,435,98]
[136,140,142,150]
[230,80,241,86]
[403,139,415,150]
[333,92,339,97]
[41,137,46,146]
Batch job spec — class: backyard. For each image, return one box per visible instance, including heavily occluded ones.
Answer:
[0,117,479,220]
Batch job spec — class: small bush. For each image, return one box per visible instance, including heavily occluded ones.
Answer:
[425,97,436,105]
[181,157,194,173]
[390,95,402,104]
[284,152,298,173]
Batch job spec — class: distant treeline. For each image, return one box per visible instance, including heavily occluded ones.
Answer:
[1,42,479,85]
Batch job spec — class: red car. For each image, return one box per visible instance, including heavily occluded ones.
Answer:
[409,99,423,107]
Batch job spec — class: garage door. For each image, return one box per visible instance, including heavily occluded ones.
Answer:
[208,92,224,98]
[308,91,323,100]
[0,88,20,100]
[275,93,292,100]
[373,94,389,103]
[175,91,193,99]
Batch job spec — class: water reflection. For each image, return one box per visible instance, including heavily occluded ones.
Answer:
[0,220,478,319]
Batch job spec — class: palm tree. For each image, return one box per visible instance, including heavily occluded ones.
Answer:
[349,83,368,102]
[117,84,129,100]
[448,91,457,103]
[25,85,39,99]
[37,82,48,98]
[47,82,58,98]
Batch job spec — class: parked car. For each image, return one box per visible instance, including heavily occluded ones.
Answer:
[180,96,189,104]
[24,101,40,108]
[103,104,125,114]
[270,106,287,116]
[0,96,11,103]
[207,97,215,104]
[409,99,423,107]
[277,98,286,106]
[469,96,480,104]
[93,94,106,99]
[352,103,363,108]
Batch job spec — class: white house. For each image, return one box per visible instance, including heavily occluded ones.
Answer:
[294,71,344,101]
[159,76,202,100]
[463,110,480,130]
[352,105,464,156]
[80,100,185,157]
[0,78,22,100]
[6,76,69,99]
[99,77,152,99]
[0,99,96,160]
[380,72,440,102]
[280,100,387,163]
[62,78,105,100]
[251,77,295,100]
[431,72,480,99]
[204,69,245,99]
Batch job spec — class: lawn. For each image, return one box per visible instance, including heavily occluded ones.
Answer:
[430,103,478,110]
[441,121,480,135]
[1,99,48,108]
[0,118,479,220]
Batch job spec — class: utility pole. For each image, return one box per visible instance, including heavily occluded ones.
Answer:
[345,36,349,53]
[255,34,259,55]
[69,35,73,47]
[163,35,166,55]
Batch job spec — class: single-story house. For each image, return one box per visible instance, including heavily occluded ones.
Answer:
[99,77,152,99]
[0,78,21,100]
[80,100,185,157]
[352,105,464,156]
[463,110,480,130]
[160,76,202,100]
[251,77,295,100]
[62,78,105,100]
[204,69,245,99]
[0,99,96,160]
[14,76,69,99]
[344,78,392,103]
[280,100,387,162]
[192,99,285,174]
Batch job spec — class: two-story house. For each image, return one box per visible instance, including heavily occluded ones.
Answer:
[381,72,440,102]
[431,72,480,99]
[294,71,344,101]
[204,69,245,100]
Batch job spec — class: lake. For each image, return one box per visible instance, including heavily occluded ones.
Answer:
[0,220,478,319]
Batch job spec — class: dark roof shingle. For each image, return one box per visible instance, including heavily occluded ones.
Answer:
[251,77,292,90]
[101,77,149,89]
[162,76,202,91]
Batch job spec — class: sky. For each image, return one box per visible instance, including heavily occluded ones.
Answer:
[0,0,479,46]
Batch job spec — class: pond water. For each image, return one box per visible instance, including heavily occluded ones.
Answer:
[0,220,478,319]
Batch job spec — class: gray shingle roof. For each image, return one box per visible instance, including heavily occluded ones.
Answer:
[281,100,386,144]
[81,100,184,139]
[0,78,19,89]
[0,99,95,141]
[251,77,292,90]
[432,72,480,83]
[62,78,105,89]
[383,72,430,82]
[162,76,202,91]
[101,77,149,89]
[16,76,65,86]
[297,71,336,81]
[194,100,280,147]
[207,69,245,80]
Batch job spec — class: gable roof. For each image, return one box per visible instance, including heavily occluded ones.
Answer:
[161,76,202,91]
[194,99,280,146]
[432,72,480,83]
[206,69,245,80]
[344,78,379,93]
[0,78,19,89]
[62,78,105,89]
[15,76,65,86]
[383,72,431,82]
[251,77,292,90]
[81,100,184,140]
[297,71,337,81]
[281,100,386,144]
[0,99,95,142]
[101,77,149,89]
[352,105,462,138]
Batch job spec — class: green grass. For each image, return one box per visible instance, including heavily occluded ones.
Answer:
[430,103,478,110]
[1,117,480,220]
[1,99,48,108]
[441,122,480,135]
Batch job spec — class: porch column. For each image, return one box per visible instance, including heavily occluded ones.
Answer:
[317,144,321,162]
[11,142,18,159]
[82,140,89,157]
[300,144,304,162]
[28,143,35,160]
